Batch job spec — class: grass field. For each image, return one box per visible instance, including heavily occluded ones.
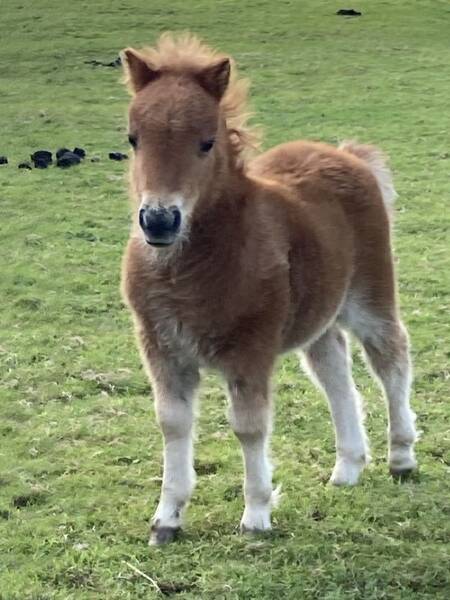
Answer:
[1,1,450,598]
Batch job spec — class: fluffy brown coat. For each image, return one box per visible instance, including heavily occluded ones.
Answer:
[119,34,417,544]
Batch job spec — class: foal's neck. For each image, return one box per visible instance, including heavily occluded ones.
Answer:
[199,154,249,213]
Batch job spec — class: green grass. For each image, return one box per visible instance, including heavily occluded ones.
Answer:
[1,0,449,598]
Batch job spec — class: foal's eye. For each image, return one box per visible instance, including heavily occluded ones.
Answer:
[199,139,215,153]
[128,134,138,149]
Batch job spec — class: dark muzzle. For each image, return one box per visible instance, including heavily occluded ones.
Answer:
[139,206,181,246]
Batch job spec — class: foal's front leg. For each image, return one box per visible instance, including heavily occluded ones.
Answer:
[227,377,275,532]
[145,354,199,545]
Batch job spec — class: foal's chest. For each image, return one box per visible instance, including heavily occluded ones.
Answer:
[144,273,233,362]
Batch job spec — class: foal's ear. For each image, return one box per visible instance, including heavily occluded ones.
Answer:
[197,58,231,100]
[121,48,159,93]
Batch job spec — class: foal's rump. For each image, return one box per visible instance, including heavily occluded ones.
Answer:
[337,141,397,212]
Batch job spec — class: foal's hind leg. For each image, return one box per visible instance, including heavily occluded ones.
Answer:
[302,326,369,485]
[346,310,417,475]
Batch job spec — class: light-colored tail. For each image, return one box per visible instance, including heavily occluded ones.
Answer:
[339,140,397,211]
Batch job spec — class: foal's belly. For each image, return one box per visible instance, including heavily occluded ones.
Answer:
[281,294,345,351]
[280,245,351,351]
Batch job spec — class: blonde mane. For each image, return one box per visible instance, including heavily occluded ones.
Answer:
[125,33,260,165]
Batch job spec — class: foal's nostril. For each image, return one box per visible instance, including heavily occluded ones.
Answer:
[170,207,181,231]
[139,206,182,241]
[139,208,147,231]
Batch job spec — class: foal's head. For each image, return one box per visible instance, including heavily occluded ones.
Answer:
[122,36,236,247]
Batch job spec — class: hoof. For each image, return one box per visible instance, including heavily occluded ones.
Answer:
[240,505,272,534]
[329,458,365,486]
[149,525,180,546]
[389,450,417,478]
[390,464,418,480]
[240,523,271,535]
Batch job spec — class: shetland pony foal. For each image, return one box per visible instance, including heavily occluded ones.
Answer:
[120,35,417,545]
